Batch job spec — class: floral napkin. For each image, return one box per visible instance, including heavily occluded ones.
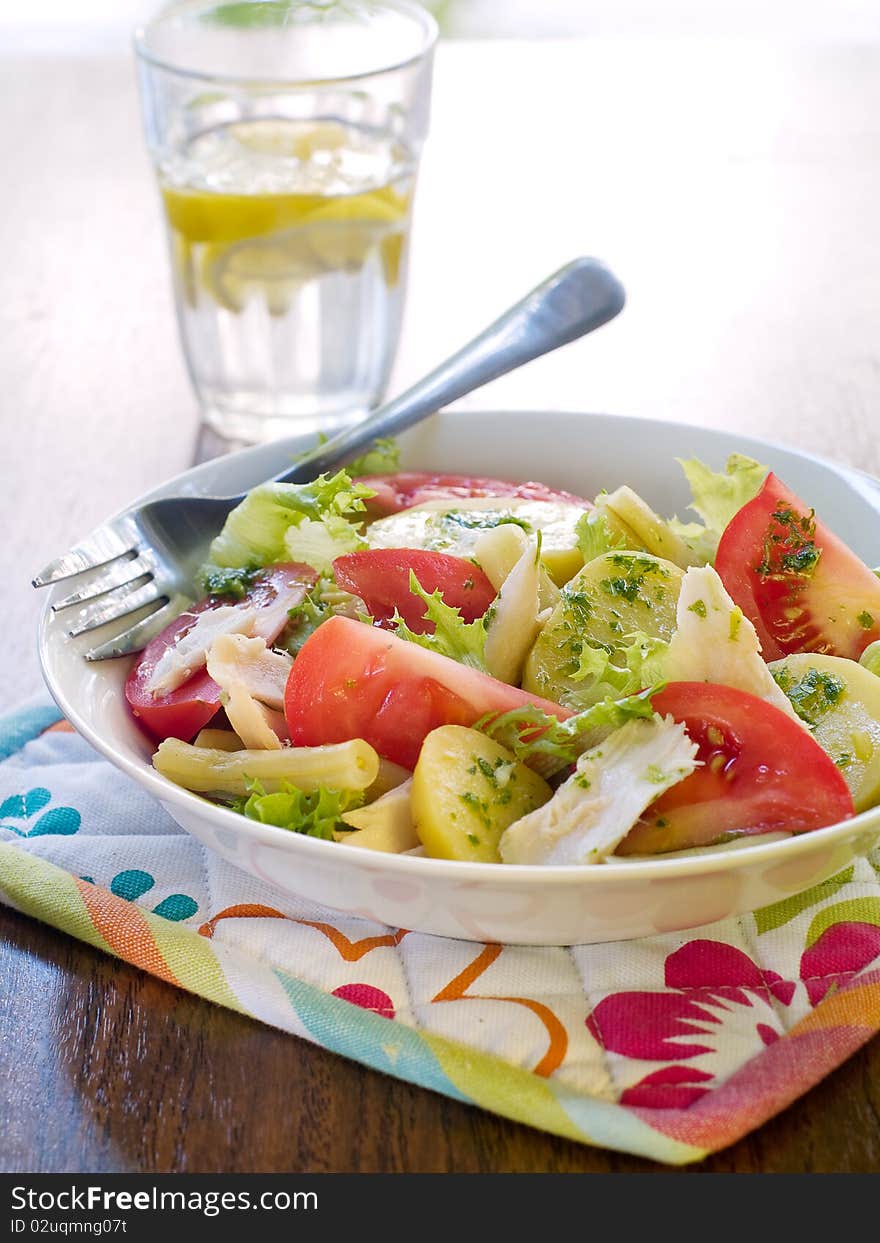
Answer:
[2,701,880,1165]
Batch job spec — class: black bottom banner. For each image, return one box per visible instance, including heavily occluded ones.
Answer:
[0,1171,870,1237]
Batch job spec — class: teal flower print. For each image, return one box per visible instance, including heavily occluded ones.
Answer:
[0,788,81,837]
[109,868,198,922]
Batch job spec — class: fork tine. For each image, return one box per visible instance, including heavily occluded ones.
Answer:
[33,527,137,588]
[84,595,191,661]
[51,559,153,612]
[67,581,166,637]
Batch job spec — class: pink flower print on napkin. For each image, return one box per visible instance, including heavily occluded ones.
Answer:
[586,940,796,1108]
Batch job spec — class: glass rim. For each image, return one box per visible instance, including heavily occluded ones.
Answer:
[133,0,438,88]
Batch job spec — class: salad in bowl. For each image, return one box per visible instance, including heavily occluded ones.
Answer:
[121,433,880,876]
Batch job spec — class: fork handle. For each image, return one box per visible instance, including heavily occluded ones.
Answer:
[273,256,625,484]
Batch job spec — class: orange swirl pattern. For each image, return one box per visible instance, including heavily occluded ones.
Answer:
[432,944,568,1078]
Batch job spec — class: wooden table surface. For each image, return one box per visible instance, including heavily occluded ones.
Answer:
[3,37,880,1173]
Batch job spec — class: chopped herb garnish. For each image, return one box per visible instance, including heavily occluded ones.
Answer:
[475,756,498,784]
[772,665,845,726]
[756,505,821,580]
[441,511,532,533]
[687,599,707,619]
[199,564,259,600]
[607,554,669,576]
[858,611,874,630]
[601,575,646,604]
[459,791,492,831]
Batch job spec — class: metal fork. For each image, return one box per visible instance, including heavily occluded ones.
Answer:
[33,257,625,660]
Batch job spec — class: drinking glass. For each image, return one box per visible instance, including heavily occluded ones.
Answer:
[135,0,436,443]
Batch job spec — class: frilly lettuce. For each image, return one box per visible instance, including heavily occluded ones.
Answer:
[476,685,661,778]
[232,779,364,839]
[566,629,669,708]
[574,510,627,563]
[207,470,373,574]
[669,454,767,563]
[392,570,489,670]
[282,583,333,656]
[281,575,373,656]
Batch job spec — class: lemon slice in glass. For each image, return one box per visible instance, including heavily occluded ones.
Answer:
[162,186,325,245]
[306,189,409,274]
[200,227,324,315]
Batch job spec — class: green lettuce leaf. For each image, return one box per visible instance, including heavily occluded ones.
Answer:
[575,510,627,563]
[207,470,373,574]
[564,629,669,708]
[393,570,489,670]
[281,583,333,656]
[345,436,401,476]
[476,686,661,777]
[231,779,364,840]
[283,512,367,574]
[668,454,768,563]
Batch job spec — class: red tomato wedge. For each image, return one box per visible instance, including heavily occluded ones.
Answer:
[356,471,591,518]
[284,615,570,769]
[617,682,854,856]
[126,563,316,742]
[332,549,496,632]
[715,473,880,661]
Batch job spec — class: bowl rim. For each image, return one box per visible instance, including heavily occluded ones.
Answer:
[37,407,880,889]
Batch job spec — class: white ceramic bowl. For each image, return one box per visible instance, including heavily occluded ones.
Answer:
[38,410,880,945]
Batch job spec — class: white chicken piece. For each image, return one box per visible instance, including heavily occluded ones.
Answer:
[473,523,560,612]
[499,715,699,865]
[251,577,310,641]
[205,633,294,751]
[145,605,258,698]
[483,539,543,685]
[663,565,804,725]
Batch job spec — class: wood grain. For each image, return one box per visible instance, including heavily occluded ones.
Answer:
[3,904,880,1174]
[3,39,880,1173]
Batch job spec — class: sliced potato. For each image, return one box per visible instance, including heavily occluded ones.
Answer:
[770,653,880,811]
[412,726,552,863]
[193,728,244,751]
[523,551,684,707]
[153,737,379,797]
[337,780,418,853]
[366,497,588,586]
